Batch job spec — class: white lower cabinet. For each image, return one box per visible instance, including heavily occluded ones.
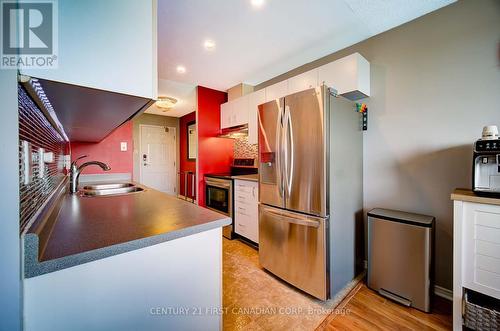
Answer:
[462,202,500,298]
[452,195,500,330]
[234,179,259,243]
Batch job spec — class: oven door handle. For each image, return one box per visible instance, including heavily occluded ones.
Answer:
[205,179,232,189]
[206,183,231,189]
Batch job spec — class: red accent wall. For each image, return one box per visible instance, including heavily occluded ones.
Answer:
[179,111,196,198]
[70,121,133,175]
[197,86,234,206]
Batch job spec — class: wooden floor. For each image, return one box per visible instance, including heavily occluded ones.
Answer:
[317,283,453,331]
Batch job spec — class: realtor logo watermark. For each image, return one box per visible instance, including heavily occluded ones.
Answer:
[1,0,58,69]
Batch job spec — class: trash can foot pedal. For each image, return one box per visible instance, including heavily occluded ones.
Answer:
[379,288,412,307]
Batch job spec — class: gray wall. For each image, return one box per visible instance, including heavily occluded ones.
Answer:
[256,0,500,290]
[132,113,180,188]
[0,71,21,328]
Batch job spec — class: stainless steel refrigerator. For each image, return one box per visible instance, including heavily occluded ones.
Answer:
[258,85,363,300]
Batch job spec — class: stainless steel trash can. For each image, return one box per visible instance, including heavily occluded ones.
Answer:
[367,208,434,312]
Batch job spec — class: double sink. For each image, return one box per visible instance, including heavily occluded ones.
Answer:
[79,183,145,197]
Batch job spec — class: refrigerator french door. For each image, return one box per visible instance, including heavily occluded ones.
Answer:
[258,86,330,300]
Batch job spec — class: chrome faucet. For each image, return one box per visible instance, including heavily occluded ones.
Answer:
[70,155,111,193]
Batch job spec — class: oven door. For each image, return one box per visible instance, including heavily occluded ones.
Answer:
[205,177,233,238]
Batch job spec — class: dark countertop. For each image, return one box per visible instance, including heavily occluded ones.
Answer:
[204,173,233,180]
[204,173,259,182]
[24,179,231,278]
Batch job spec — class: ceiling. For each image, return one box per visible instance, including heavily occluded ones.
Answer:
[157,0,455,92]
[145,79,196,117]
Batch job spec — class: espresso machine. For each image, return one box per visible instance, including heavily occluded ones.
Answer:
[473,126,500,197]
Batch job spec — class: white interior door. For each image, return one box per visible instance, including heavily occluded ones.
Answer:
[140,125,176,195]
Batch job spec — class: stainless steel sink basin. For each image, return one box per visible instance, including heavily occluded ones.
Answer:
[82,183,135,190]
[79,183,145,197]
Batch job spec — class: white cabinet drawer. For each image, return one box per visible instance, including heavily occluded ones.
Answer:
[235,187,253,197]
[235,181,258,196]
[235,192,256,204]
[235,212,258,243]
[235,218,250,239]
[235,204,254,216]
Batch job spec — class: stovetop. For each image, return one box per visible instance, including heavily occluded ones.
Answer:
[205,158,258,180]
[204,173,233,180]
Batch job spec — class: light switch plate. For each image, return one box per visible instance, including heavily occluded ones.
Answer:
[43,151,55,163]
[120,142,127,152]
[63,155,71,170]
[22,141,32,185]
[38,148,45,178]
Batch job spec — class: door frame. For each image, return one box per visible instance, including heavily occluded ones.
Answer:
[138,124,177,193]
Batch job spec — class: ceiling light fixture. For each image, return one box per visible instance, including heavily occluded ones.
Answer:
[176,65,186,74]
[203,39,216,51]
[156,96,178,111]
[250,0,265,8]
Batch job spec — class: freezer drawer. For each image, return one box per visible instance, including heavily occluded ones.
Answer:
[259,204,328,300]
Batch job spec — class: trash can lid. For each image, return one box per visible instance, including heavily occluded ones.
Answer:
[367,208,435,227]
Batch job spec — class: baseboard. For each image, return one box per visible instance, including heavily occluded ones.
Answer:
[434,285,453,301]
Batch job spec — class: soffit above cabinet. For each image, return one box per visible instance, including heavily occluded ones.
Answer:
[21,77,154,142]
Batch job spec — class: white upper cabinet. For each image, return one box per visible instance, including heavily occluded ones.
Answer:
[20,0,157,99]
[287,69,319,95]
[248,89,266,145]
[224,52,370,141]
[220,102,233,129]
[263,53,370,102]
[220,94,249,129]
[231,95,249,127]
[265,80,289,102]
[318,52,370,100]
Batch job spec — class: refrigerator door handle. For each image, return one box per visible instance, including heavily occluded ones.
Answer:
[276,107,284,198]
[284,105,294,196]
[261,207,321,228]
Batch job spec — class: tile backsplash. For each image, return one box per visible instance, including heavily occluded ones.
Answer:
[18,85,68,233]
[234,136,258,160]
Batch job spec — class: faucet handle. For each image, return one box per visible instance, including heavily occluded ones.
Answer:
[71,155,88,168]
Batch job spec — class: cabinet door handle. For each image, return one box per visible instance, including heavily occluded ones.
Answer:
[252,187,256,198]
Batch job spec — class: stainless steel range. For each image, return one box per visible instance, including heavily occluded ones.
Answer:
[204,158,257,239]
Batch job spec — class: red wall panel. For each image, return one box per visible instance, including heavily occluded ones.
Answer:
[197,86,234,206]
[70,121,133,175]
[179,111,196,198]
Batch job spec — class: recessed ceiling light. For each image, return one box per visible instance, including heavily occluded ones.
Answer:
[204,39,216,51]
[176,65,186,74]
[250,0,265,8]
